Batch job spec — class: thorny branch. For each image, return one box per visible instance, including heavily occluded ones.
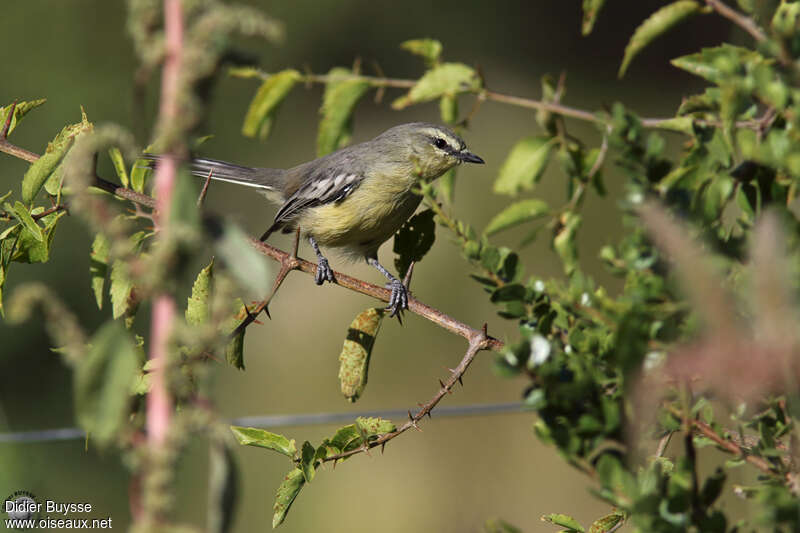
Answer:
[322,326,492,463]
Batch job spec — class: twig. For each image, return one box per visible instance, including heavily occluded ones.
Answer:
[704,0,767,43]
[197,169,213,206]
[322,325,492,462]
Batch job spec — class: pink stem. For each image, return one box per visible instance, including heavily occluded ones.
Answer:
[146,0,183,447]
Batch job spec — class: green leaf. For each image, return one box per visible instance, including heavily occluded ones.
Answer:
[582,0,607,35]
[221,298,248,370]
[21,110,93,203]
[0,264,6,317]
[355,416,395,437]
[619,1,701,78]
[0,99,46,137]
[130,155,154,193]
[186,259,214,326]
[339,307,385,402]
[300,441,316,482]
[494,136,555,195]
[169,170,200,233]
[9,201,42,242]
[588,511,625,533]
[541,513,585,532]
[90,234,110,310]
[7,209,64,264]
[74,321,139,446]
[242,69,301,140]
[485,199,549,236]
[316,67,371,156]
[439,94,458,124]
[671,44,767,84]
[207,439,238,533]
[393,209,436,277]
[272,468,305,528]
[212,220,271,299]
[400,38,443,66]
[108,147,129,188]
[392,63,481,109]
[110,259,135,321]
[553,212,582,276]
[229,426,297,457]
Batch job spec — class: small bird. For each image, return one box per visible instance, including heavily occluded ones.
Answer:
[176,122,483,316]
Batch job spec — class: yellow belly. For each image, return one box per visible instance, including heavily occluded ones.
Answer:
[295,177,421,258]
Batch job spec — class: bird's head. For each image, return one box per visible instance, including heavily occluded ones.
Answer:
[377,122,484,180]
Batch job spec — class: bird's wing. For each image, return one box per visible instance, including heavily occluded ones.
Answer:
[272,166,364,227]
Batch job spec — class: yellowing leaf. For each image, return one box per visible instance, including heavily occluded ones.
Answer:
[0,99,46,137]
[619,1,701,78]
[493,136,555,195]
[392,63,480,109]
[485,199,549,236]
[339,307,384,402]
[316,67,371,156]
[242,69,301,140]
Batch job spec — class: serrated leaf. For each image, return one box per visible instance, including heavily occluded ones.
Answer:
[582,0,607,35]
[74,321,139,446]
[494,136,555,195]
[328,424,363,452]
[0,99,46,137]
[9,201,42,242]
[392,63,481,109]
[619,1,701,78]
[186,259,214,326]
[400,38,443,66]
[300,441,316,482]
[393,208,436,277]
[21,111,93,203]
[110,260,135,321]
[230,426,297,457]
[108,147,129,188]
[242,69,301,140]
[485,199,549,236]
[316,67,371,156]
[339,307,384,402]
[272,468,304,528]
[671,44,766,83]
[90,234,110,310]
[541,513,585,532]
[7,209,64,264]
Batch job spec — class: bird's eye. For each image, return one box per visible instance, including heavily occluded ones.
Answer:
[434,138,448,150]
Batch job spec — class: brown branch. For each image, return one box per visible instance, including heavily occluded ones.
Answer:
[704,0,767,43]
[322,325,491,463]
[248,238,503,351]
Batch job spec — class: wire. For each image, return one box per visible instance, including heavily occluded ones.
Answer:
[0,402,527,444]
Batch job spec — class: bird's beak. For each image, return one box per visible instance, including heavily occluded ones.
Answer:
[459,150,485,164]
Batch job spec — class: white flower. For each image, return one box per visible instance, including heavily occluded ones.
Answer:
[581,292,591,306]
[533,280,545,292]
[528,334,551,368]
[504,352,519,366]
[643,351,666,372]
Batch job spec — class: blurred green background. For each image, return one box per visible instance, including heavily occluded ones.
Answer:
[0,1,744,531]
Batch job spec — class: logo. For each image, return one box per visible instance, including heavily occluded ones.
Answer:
[3,490,41,529]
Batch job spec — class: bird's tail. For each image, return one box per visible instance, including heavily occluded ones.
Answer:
[141,155,284,193]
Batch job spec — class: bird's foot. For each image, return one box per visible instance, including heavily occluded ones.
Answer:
[315,256,336,285]
[385,278,409,317]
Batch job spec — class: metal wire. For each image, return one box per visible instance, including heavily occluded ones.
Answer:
[0,402,526,443]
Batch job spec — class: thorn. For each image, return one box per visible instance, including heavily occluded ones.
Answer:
[291,227,301,258]
[482,323,488,336]
[438,378,447,390]
[407,410,414,422]
[362,443,371,457]
[402,261,415,289]
[426,410,432,419]
[197,169,213,206]
[457,375,464,387]
[380,442,386,454]
[2,100,17,139]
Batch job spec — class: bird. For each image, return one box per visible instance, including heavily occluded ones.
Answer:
[163,122,484,316]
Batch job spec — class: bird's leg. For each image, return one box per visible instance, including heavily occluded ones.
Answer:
[309,236,335,285]
[366,256,408,317]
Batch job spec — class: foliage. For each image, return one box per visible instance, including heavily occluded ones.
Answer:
[4,1,800,531]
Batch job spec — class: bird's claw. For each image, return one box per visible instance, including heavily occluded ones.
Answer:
[385,278,409,317]
[315,257,335,285]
